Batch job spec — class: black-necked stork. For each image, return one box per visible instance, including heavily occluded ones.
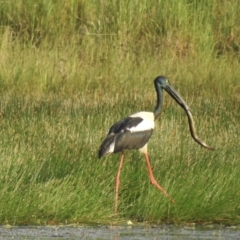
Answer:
[99,76,214,213]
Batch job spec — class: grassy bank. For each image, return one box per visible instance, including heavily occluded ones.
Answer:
[0,74,239,225]
[0,0,240,225]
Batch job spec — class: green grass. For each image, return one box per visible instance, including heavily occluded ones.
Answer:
[0,0,240,225]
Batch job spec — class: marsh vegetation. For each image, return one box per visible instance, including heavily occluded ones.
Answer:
[0,0,239,225]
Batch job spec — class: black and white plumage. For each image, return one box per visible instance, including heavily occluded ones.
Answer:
[99,112,154,158]
[99,75,214,214]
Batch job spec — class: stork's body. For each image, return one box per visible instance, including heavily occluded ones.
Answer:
[99,76,214,214]
[99,111,154,157]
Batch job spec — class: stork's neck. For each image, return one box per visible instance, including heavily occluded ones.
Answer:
[153,83,163,120]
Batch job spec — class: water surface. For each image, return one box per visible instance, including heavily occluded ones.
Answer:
[0,224,240,240]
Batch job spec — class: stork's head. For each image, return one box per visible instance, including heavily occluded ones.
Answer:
[154,75,190,111]
[154,75,169,88]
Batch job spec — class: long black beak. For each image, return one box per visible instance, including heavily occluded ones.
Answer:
[164,83,215,150]
[164,84,191,113]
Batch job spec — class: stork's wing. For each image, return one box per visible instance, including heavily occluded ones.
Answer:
[113,128,153,153]
[99,126,153,158]
[108,117,143,135]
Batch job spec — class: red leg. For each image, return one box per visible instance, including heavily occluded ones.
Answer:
[115,151,124,213]
[144,153,175,204]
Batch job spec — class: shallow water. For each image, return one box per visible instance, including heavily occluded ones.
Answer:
[0,224,240,240]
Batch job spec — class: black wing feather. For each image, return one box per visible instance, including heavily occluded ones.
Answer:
[108,117,143,134]
[98,133,115,158]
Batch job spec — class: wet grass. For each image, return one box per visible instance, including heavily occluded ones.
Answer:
[0,0,240,225]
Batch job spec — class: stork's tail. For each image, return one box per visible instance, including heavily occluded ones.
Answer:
[98,134,115,158]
